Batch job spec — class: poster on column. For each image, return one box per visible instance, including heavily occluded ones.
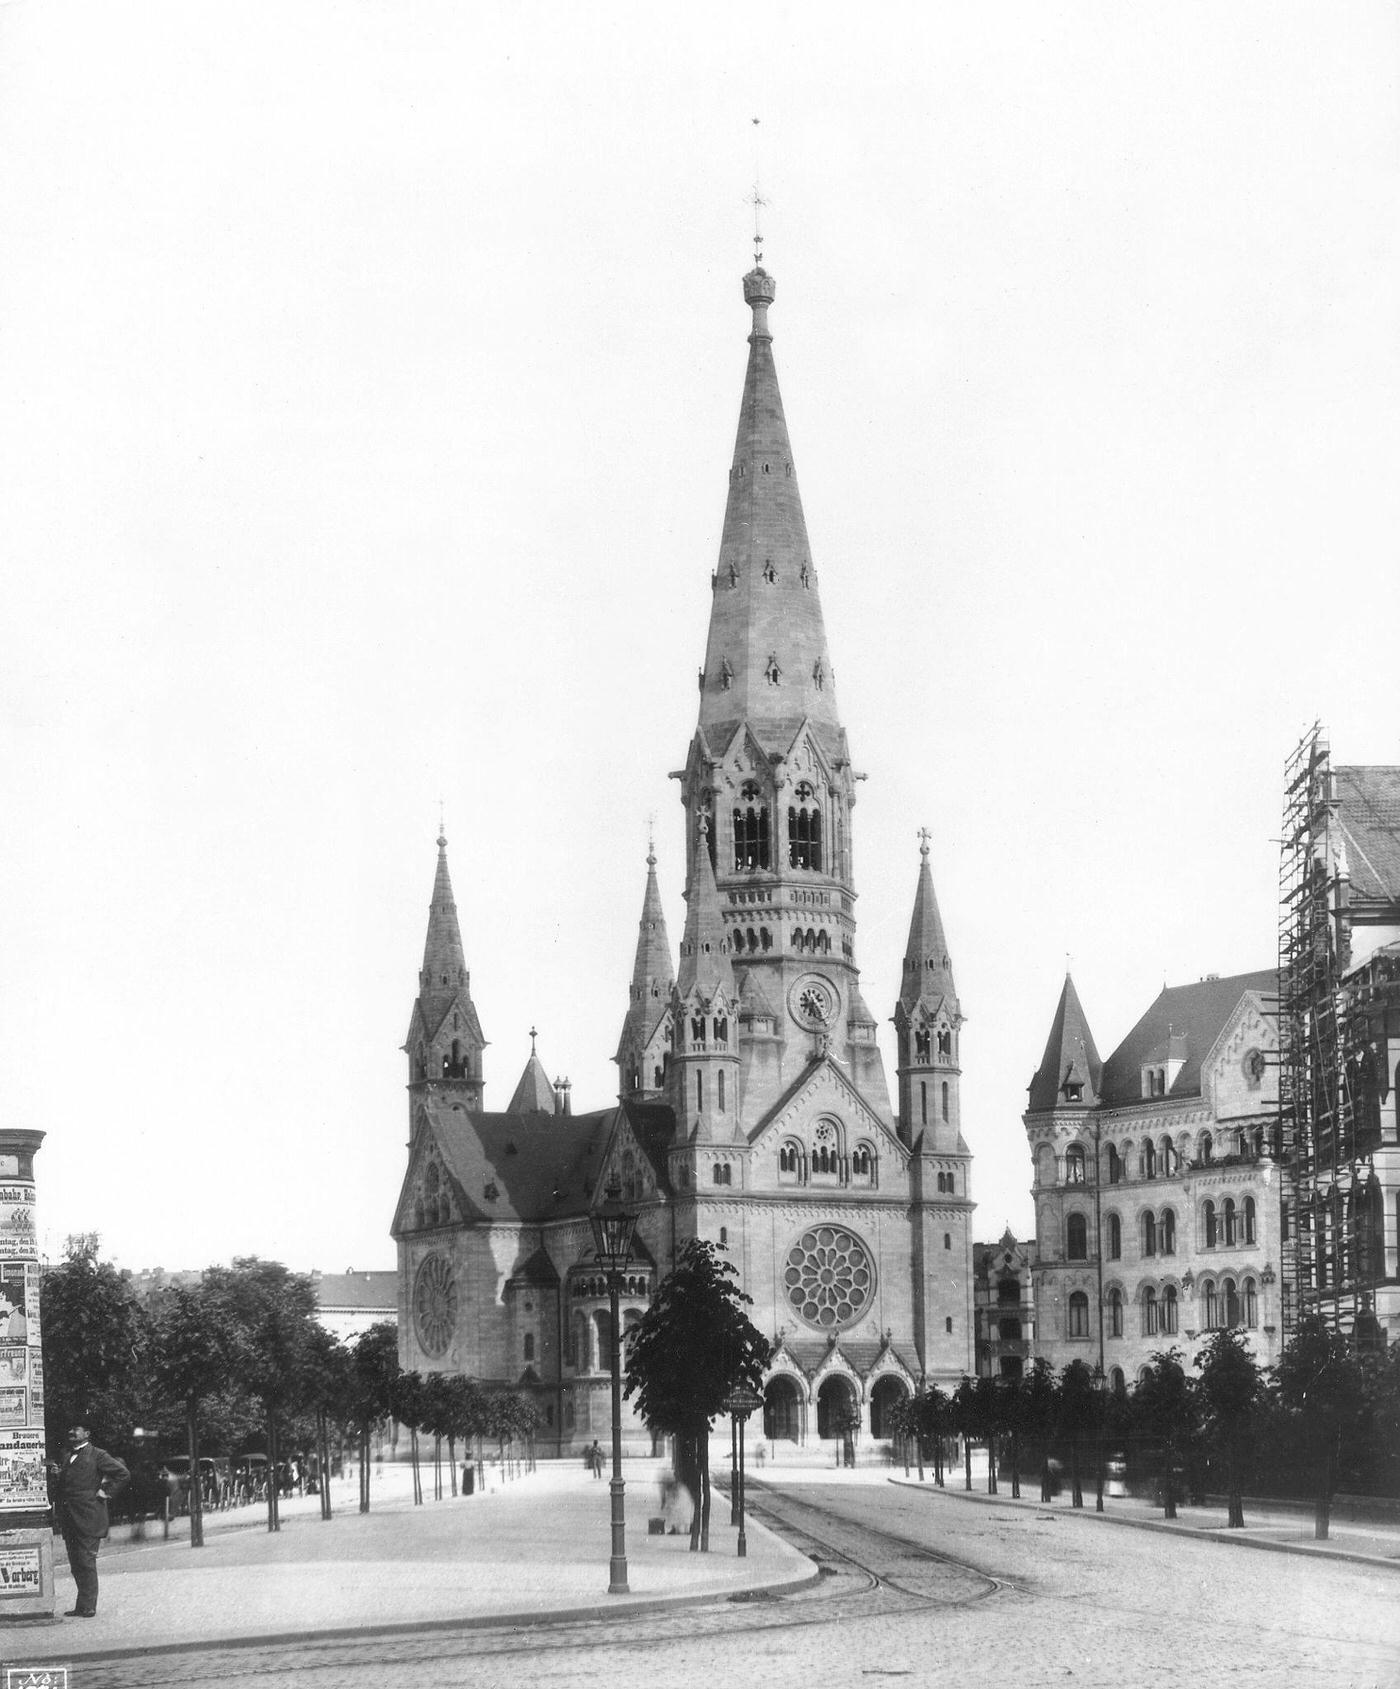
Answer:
[0,1266,29,1345]
[22,1263,40,1346]
[27,1352,43,1420]
[0,1189,35,1263]
[0,1429,48,1510]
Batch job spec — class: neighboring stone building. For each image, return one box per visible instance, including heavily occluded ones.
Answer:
[1025,970,1284,1389]
[391,261,976,1456]
[972,1231,1034,1381]
[312,1270,397,1345]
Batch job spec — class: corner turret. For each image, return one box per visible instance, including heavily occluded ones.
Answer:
[404,831,486,1120]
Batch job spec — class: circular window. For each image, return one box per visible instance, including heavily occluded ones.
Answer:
[788,973,837,1029]
[783,1224,875,1329]
[413,1253,458,1357]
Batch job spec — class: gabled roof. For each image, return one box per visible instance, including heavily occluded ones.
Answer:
[1098,969,1276,1107]
[1335,766,1400,907]
[1027,974,1102,1112]
[398,1100,618,1228]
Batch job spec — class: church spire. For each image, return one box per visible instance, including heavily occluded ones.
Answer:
[675,817,734,1000]
[901,829,958,1011]
[698,264,840,760]
[615,840,676,1101]
[894,832,963,1147]
[405,829,485,1111]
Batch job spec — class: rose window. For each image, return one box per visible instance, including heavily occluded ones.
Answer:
[413,1254,458,1357]
[783,1225,875,1329]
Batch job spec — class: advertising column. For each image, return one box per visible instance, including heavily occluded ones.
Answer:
[0,1130,52,1619]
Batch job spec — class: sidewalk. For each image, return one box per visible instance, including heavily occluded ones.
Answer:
[884,1465,1400,1568]
[0,1459,816,1667]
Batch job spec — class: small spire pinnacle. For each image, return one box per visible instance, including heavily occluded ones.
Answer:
[529,1025,537,1055]
[438,800,446,850]
[918,826,931,862]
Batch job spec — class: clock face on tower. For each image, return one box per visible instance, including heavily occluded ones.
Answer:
[789,974,837,1030]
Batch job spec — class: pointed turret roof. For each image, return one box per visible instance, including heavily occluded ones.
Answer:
[416,831,475,1032]
[615,843,675,1061]
[507,1031,557,1115]
[698,265,841,761]
[899,833,958,1014]
[675,819,734,1000]
[1027,974,1102,1111]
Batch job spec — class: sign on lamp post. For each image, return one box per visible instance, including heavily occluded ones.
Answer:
[722,1384,763,1558]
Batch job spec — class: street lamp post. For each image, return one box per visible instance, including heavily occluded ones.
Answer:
[590,1182,639,1595]
[722,1384,763,1557]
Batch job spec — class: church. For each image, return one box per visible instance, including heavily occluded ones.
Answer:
[392,260,975,1456]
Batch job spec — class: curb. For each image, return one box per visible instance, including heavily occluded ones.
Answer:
[885,1475,1400,1572]
[6,1523,821,1667]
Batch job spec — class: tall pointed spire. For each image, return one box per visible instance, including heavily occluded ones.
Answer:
[419,830,468,1018]
[699,264,839,758]
[614,841,676,1100]
[676,817,734,999]
[1028,974,1102,1111]
[405,829,485,1110]
[900,829,957,1012]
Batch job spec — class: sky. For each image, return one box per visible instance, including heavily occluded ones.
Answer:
[1,2,1396,1276]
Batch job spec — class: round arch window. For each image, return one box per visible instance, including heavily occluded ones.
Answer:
[783,1224,876,1329]
[413,1253,459,1357]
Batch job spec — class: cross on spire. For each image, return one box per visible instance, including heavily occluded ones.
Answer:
[918,827,932,861]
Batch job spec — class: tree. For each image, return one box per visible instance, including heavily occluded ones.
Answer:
[624,1240,771,1553]
[148,1279,238,1548]
[389,1371,426,1505]
[215,1259,320,1533]
[1272,1314,1365,1540]
[916,1383,951,1486]
[1021,1358,1059,1502]
[996,1372,1027,1500]
[1195,1327,1265,1528]
[950,1376,978,1490]
[345,1323,400,1514]
[1057,1360,1098,1509]
[1133,1348,1197,1520]
[41,1236,151,1452]
[296,1324,352,1520]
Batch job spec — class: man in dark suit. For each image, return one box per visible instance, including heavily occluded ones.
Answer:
[50,1422,128,1617]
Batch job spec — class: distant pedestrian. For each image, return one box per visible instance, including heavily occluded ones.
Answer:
[589,1440,604,1478]
[49,1422,129,1619]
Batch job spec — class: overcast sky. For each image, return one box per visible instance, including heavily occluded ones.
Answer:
[2,2,1396,1277]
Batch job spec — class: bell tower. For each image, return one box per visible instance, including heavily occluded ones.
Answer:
[678,263,891,1127]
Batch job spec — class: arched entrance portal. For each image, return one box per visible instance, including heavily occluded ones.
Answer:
[816,1375,859,1441]
[764,1376,803,1443]
[869,1375,908,1439]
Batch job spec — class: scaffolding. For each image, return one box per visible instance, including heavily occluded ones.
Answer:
[1277,726,1385,1344]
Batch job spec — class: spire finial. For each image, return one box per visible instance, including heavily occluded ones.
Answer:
[918,826,931,862]
[437,799,447,850]
[750,117,765,266]
[529,1025,537,1056]
[646,812,656,869]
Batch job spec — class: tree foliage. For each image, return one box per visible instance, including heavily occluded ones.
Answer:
[624,1240,771,1552]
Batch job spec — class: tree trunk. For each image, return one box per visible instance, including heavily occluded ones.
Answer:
[963,1438,972,1491]
[915,1433,924,1483]
[359,1426,370,1514]
[1162,1442,1177,1520]
[687,1433,702,1554]
[410,1429,422,1505]
[987,1431,997,1494]
[1040,1453,1052,1503]
[1314,1440,1332,1541]
[433,1434,442,1501]
[447,1434,458,1497]
[317,1408,332,1520]
[700,1433,711,1553]
[1227,1445,1244,1528]
[266,1414,280,1533]
[1010,1429,1021,1499]
[186,1398,204,1549]
[1070,1435,1083,1508]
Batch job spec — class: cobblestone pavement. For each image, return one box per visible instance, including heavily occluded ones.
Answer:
[26,1476,1400,1689]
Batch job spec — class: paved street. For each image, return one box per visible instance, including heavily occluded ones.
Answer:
[7,1462,1396,1689]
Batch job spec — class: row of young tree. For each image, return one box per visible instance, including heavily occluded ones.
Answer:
[887,1318,1400,1538]
[40,1238,537,1547]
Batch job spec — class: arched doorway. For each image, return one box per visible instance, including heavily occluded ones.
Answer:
[869,1375,908,1439]
[816,1375,858,1440]
[764,1376,802,1443]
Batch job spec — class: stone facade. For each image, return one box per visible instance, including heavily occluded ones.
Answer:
[392,263,975,1455]
[1026,970,1284,1388]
